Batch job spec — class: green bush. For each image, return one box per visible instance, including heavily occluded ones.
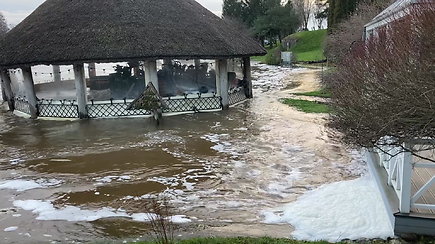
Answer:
[265,45,284,65]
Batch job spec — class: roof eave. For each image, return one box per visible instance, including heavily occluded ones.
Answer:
[0,52,268,69]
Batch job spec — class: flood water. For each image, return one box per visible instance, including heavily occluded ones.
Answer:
[0,65,363,243]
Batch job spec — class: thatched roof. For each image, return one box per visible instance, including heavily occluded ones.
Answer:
[0,0,266,68]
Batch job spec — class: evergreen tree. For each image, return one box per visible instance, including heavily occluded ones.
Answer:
[223,0,244,19]
[328,0,360,29]
[222,0,300,45]
[254,2,300,43]
[222,0,283,28]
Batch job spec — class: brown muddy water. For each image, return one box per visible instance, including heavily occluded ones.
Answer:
[0,66,363,243]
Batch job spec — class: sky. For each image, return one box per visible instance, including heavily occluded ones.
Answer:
[0,0,224,26]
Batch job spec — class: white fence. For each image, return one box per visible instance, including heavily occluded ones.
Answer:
[370,140,435,213]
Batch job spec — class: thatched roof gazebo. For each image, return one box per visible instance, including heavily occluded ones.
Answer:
[0,0,266,119]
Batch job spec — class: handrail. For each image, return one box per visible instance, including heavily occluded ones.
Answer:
[374,143,435,213]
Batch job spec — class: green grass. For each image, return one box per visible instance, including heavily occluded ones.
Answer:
[127,237,408,244]
[252,55,267,63]
[281,98,330,113]
[252,45,281,64]
[176,237,331,244]
[133,237,333,244]
[292,89,331,98]
[286,30,327,63]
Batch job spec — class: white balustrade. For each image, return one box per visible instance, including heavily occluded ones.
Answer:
[373,140,435,213]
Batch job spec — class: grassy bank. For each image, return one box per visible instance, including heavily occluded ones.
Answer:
[281,98,330,113]
[292,89,331,98]
[253,29,327,65]
[287,30,327,63]
[252,45,282,65]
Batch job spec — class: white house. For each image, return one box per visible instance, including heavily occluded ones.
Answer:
[364,0,435,237]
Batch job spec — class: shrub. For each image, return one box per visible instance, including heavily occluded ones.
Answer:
[324,3,435,158]
[265,45,284,65]
[325,0,393,64]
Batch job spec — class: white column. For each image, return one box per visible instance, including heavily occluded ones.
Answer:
[22,66,38,118]
[73,63,88,119]
[243,57,253,98]
[144,60,159,92]
[0,69,15,111]
[53,65,61,83]
[399,143,413,213]
[216,59,229,109]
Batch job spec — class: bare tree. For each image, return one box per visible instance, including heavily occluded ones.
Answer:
[294,0,314,31]
[325,0,393,64]
[0,12,9,36]
[314,0,327,29]
[324,3,435,162]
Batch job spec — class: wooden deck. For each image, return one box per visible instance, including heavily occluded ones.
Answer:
[411,149,435,215]
[366,149,435,236]
[412,168,435,215]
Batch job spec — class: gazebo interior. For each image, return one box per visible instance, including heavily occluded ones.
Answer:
[0,0,266,119]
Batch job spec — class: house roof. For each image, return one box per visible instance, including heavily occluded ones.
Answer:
[365,0,429,29]
[0,0,266,68]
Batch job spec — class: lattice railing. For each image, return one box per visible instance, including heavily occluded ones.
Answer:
[87,99,152,118]
[13,94,224,119]
[38,99,79,118]
[229,87,247,105]
[371,139,435,213]
[163,94,222,113]
[14,96,31,115]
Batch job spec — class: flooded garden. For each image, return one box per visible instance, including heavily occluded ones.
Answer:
[0,64,391,243]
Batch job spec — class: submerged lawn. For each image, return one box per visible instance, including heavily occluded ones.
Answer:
[292,89,331,98]
[281,99,330,113]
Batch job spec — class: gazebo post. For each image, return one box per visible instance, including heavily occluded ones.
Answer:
[0,69,15,111]
[21,66,38,118]
[73,63,88,119]
[194,59,201,69]
[144,60,159,92]
[243,57,253,98]
[216,59,229,109]
[53,65,61,82]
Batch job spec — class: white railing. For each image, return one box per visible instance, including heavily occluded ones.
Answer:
[374,140,435,213]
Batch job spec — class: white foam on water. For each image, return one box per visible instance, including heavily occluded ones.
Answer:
[130,213,157,222]
[201,134,239,156]
[169,215,192,224]
[234,127,248,131]
[9,159,24,165]
[0,179,63,192]
[252,64,306,90]
[4,226,18,232]
[94,175,132,184]
[0,180,41,191]
[13,200,192,224]
[49,159,72,162]
[262,175,394,242]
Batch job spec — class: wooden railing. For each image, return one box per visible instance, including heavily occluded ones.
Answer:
[369,140,435,213]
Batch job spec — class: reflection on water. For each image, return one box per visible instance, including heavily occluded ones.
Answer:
[0,67,363,243]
